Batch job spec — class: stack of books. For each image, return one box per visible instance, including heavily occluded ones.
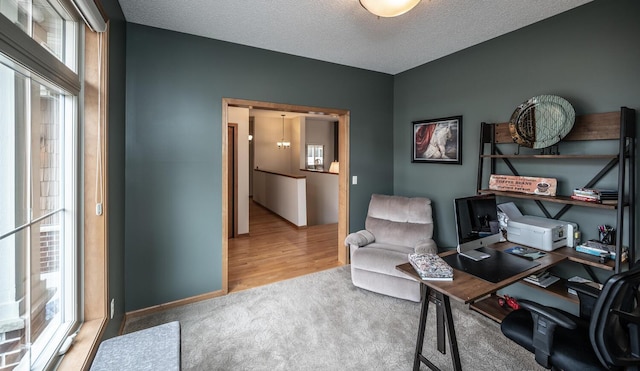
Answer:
[523,270,560,288]
[408,253,454,281]
[575,240,627,261]
[570,187,618,204]
[567,276,603,295]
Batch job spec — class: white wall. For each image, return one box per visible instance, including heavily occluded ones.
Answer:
[249,117,254,196]
[251,114,338,227]
[291,116,303,172]
[305,119,336,171]
[254,116,295,173]
[304,172,339,225]
[253,170,307,227]
[299,119,338,226]
[297,117,306,169]
[228,107,249,235]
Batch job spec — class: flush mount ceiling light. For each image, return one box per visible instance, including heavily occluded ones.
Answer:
[359,0,421,17]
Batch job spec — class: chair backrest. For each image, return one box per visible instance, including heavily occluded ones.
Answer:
[365,194,433,247]
[590,264,640,368]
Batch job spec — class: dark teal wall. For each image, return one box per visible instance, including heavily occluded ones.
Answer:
[393,0,640,249]
[124,24,394,311]
[102,0,126,338]
[121,0,638,312]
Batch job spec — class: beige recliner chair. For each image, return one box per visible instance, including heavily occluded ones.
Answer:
[345,194,437,302]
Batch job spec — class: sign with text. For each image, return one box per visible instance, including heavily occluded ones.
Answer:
[489,174,557,196]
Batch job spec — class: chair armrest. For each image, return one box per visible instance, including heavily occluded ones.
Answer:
[414,239,437,254]
[519,299,577,330]
[344,230,375,248]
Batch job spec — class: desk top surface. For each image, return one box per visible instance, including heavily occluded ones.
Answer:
[396,242,567,303]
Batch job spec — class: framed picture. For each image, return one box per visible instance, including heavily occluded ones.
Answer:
[412,115,462,164]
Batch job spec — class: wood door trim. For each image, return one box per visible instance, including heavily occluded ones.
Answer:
[58,25,109,371]
[221,98,350,294]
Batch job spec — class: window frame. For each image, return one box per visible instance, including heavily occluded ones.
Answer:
[0,7,81,95]
[56,19,110,371]
[306,144,324,171]
[0,1,99,370]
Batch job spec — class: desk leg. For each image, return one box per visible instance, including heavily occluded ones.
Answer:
[413,286,463,371]
[413,284,430,371]
[435,294,446,354]
[443,295,462,371]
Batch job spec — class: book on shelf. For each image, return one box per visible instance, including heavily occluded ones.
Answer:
[570,194,619,204]
[408,253,453,281]
[570,194,600,202]
[572,188,618,203]
[566,276,603,295]
[523,270,560,288]
[575,240,627,261]
[573,187,618,196]
[504,246,546,260]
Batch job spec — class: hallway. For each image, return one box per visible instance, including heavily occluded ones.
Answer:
[228,199,343,293]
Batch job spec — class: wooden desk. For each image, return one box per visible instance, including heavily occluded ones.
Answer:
[396,242,567,371]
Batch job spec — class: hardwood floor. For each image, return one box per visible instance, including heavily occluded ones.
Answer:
[228,199,343,293]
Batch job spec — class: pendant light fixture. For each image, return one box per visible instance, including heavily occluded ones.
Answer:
[277,114,290,149]
[359,0,421,18]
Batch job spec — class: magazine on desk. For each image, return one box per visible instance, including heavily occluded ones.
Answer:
[408,253,454,281]
[504,246,547,260]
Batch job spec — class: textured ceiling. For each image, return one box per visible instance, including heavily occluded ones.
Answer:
[117,0,591,75]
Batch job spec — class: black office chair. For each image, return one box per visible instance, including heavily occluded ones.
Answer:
[501,265,640,370]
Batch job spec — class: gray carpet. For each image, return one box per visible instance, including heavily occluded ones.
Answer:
[123,266,543,370]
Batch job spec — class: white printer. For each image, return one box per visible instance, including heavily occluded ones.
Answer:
[507,215,577,251]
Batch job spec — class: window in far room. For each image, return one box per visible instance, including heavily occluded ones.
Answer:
[306,144,324,171]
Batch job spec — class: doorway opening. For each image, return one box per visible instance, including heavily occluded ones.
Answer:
[221,98,350,293]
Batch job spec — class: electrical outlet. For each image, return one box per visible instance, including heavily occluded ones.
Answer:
[110,298,115,319]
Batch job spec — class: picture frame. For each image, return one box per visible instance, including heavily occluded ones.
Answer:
[412,115,462,164]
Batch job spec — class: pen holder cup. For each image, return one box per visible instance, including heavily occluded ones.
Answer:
[599,230,615,245]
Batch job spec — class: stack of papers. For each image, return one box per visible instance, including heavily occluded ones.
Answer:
[523,270,559,288]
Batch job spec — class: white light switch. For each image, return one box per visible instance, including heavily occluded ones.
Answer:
[352,176,358,185]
